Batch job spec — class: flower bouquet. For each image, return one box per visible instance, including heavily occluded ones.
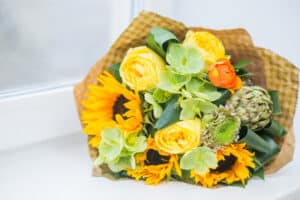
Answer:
[74,12,299,188]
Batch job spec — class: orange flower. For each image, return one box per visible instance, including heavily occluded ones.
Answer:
[208,59,242,92]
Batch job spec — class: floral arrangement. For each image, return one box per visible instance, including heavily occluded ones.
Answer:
[78,26,291,188]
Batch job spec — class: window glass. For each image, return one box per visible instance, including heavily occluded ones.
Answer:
[0,0,113,93]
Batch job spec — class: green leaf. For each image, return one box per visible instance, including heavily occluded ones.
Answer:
[252,167,265,180]
[239,126,279,154]
[180,147,218,175]
[236,68,252,77]
[254,135,280,166]
[154,95,180,129]
[157,69,191,93]
[146,34,166,58]
[144,93,163,118]
[253,157,264,172]
[268,90,282,115]
[146,27,178,57]
[234,60,253,71]
[258,119,287,137]
[186,78,222,101]
[108,63,122,82]
[150,27,178,50]
[166,43,204,74]
[212,89,231,106]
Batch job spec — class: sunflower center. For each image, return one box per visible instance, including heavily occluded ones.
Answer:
[113,95,129,119]
[212,154,237,173]
[145,149,170,165]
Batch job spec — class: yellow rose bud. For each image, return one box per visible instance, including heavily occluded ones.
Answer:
[155,120,202,154]
[183,30,226,67]
[120,46,165,91]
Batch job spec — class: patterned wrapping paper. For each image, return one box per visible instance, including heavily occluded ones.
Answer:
[74,11,299,176]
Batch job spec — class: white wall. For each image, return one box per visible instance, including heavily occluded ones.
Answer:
[140,0,300,67]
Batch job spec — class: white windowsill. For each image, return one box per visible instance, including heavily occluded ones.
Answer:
[0,133,299,200]
[0,86,81,151]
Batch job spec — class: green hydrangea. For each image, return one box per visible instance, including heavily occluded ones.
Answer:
[94,128,147,172]
[180,98,217,120]
[166,43,204,74]
[180,146,217,175]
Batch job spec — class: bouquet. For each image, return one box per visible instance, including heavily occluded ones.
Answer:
[74,12,298,188]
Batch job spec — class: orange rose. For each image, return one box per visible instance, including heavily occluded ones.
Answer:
[208,59,242,92]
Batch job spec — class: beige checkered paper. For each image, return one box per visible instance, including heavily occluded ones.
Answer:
[74,11,299,175]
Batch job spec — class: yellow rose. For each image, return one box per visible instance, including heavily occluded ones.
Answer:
[154,120,202,154]
[120,46,165,91]
[183,31,226,67]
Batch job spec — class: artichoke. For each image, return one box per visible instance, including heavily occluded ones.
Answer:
[226,86,273,130]
[202,106,241,148]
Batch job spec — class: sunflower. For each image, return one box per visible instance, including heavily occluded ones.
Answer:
[81,71,143,148]
[191,143,255,187]
[126,137,182,185]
